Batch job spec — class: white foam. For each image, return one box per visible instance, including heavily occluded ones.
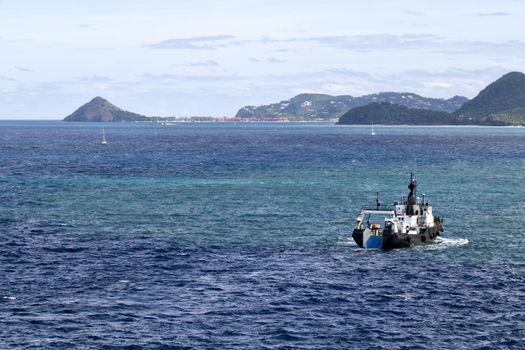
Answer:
[425,236,469,250]
[337,237,358,247]
[395,292,413,301]
[338,236,468,251]
[3,296,16,301]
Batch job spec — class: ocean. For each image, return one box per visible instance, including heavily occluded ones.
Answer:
[0,121,524,349]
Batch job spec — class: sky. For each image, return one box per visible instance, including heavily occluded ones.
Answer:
[1,0,525,119]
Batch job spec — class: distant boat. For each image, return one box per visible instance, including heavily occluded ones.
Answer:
[371,123,376,136]
[101,127,107,144]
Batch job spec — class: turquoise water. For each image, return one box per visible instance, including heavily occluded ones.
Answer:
[0,121,524,349]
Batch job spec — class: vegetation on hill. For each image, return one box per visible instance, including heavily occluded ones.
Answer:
[481,107,525,126]
[337,102,453,125]
[455,72,525,124]
[237,92,467,120]
[336,72,525,126]
[65,71,525,125]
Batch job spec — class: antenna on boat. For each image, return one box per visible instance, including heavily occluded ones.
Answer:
[409,163,417,182]
[408,172,417,197]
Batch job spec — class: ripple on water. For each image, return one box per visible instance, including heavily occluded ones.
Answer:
[1,123,525,349]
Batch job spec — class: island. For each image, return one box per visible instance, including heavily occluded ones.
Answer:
[63,97,149,122]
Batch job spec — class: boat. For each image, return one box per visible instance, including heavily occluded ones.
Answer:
[101,128,107,144]
[352,174,444,249]
[371,123,376,136]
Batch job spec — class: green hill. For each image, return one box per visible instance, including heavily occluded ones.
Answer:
[64,97,149,122]
[455,72,525,124]
[337,102,453,125]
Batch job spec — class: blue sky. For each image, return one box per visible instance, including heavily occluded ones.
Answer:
[1,0,524,118]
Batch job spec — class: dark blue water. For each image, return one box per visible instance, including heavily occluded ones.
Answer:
[1,122,524,349]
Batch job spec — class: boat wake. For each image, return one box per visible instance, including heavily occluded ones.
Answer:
[424,236,469,250]
[338,236,468,251]
[336,237,358,247]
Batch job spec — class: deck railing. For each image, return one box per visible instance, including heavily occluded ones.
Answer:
[361,206,394,211]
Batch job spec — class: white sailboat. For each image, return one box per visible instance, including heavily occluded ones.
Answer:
[371,123,376,136]
[101,127,108,144]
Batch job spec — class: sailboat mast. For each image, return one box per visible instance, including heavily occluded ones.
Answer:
[101,127,107,144]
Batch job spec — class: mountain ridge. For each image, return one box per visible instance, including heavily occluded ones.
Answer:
[236,92,468,120]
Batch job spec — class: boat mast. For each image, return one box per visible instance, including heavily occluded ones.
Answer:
[406,173,417,215]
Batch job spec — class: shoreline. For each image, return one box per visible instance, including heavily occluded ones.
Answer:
[0,119,524,127]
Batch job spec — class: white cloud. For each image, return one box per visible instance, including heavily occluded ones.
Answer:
[248,57,285,63]
[14,66,33,72]
[424,81,454,89]
[0,0,524,118]
[149,35,237,50]
[476,12,512,16]
[187,60,219,67]
[77,75,111,82]
[403,10,425,16]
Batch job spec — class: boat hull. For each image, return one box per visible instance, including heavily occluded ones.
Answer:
[364,235,383,249]
[382,225,442,249]
[352,221,443,250]
[352,229,384,249]
[352,229,364,248]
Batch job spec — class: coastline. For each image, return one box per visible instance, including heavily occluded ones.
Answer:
[0,119,524,128]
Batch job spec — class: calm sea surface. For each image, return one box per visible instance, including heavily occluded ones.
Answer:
[0,121,524,349]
